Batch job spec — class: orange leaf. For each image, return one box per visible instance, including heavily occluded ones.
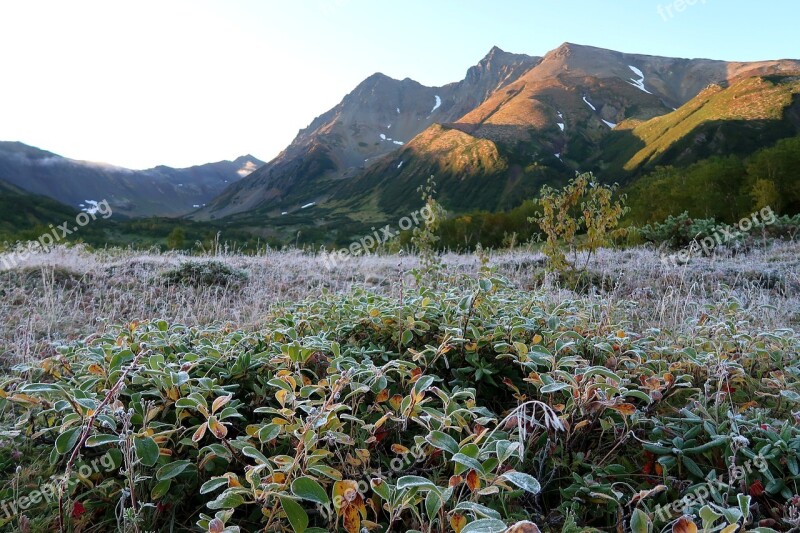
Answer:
[673,516,698,533]
[192,422,208,443]
[448,475,463,487]
[342,504,361,533]
[391,444,410,454]
[208,416,228,439]
[389,395,403,411]
[449,513,467,533]
[466,470,481,492]
[212,395,232,414]
[375,389,389,403]
[611,403,637,416]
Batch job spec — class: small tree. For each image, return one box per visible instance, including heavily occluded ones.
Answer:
[530,172,628,274]
[166,227,186,250]
[412,176,447,278]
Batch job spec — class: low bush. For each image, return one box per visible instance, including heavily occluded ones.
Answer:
[161,261,248,287]
[1,277,799,532]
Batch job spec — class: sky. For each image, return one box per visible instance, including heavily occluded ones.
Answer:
[0,0,797,169]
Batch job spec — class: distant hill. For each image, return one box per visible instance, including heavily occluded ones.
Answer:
[0,141,264,217]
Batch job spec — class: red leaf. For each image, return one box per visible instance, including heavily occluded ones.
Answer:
[71,502,86,518]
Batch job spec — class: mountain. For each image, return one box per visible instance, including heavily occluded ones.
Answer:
[0,142,264,217]
[196,47,541,219]
[604,74,800,172]
[0,177,84,240]
[196,43,800,240]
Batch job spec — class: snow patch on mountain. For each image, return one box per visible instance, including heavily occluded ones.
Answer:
[582,96,596,111]
[431,95,442,113]
[628,65,652,94]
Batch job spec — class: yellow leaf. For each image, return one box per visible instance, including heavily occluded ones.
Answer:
[374,412,391,429]
[391,444,409,454]
[369,308,380,317]
[532,334,543,344]
[9,393,41,405]
[87,364,105,376]
[616,330,626,338]
[276,389,288,407]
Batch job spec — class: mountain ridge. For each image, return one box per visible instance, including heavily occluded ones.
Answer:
[0,141,264,217]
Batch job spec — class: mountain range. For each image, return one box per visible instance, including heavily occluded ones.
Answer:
[0,141,263,217]
[190,42,800,244]
[1,42,799,246]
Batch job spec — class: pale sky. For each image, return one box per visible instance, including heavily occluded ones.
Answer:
[0,0,797,169]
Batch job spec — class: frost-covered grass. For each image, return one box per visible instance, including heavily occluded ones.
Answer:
[1,241,797,368]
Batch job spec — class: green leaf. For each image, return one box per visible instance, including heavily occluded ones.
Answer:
[280,496,309,533]
[258,423,281,443]
[461,518,507,533]
[413,375,435,395]
[156,459,192,481]
[200,477,229,494]
[134,436,160,467]
[681,456,704,478]
[452,453,485,475]
[20,383,61,393]
[401,329,414,346]
[151,478,172,500]
[55,427,81,455]
[425,490,443,519]
[738,493,752,522]
[426,431,459,455]
[242,446,270,465]
[370,478,392,501]
[207,491,245,510]
[397,476,438,491]
[292,477,329,505]
[540,382,571,394]
[86,434,120,447]
[500,471,541,494]
[630,508,651,533]
[454,501,502,520]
